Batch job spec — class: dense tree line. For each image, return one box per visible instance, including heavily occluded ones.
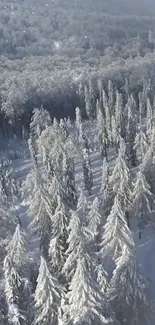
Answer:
[0,0,155,135]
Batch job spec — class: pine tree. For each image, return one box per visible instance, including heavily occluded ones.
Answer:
[28,173,53,258]
[100,159,112,218]
[30,106,51,140]
[88,197,102,237]
[126,95,137,166]
[28,136,38,168]
[34,256,63,325]
[107,244,150,325]
[80,134,93,195]
[83,147,93,195]
[62,153,77,209]
[99,193,134,261]
[146,97,153,144]
[75,107,82,134]
[97,79,103,111]
[134,126,148,163]
[22,168,37,204]
[7,225,28,270]
[100,158,110,195]
[59,118,69,140]
[108,80,115,117]
[4,256,31,325]
[84,84,92,119]
[109,138,132,220]
[62,210,93,280]
[132,167,155,239]
[76,188,90,222]
[62,248,118,325]
[48,195,70,273]
[115,90,123,135]
[0,194,17,275]
[103,89,112,145]
[111,115,119,152]
[96,100,108,160]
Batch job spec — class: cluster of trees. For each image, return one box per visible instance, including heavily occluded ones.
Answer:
[2,77,155,323]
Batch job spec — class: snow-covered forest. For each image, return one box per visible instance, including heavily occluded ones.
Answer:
[1,0,155,324]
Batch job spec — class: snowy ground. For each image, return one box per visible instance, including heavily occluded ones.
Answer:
[11,142,155,321]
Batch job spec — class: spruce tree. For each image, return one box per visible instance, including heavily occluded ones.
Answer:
[88,197,102,237]
[96,99,108,160]
[80,134,93,195]
[62,248,118,325]
[109,138,132,222]
[48,195,70,273]
[34,256,63,325]
[134,126,148,163]
[99,193,134,261]
[76,188,90,222]
[107,244,150,325]
[4,256,31,325]
[103,89,112,145]
[62,210,93,281]
[132,167,155,239]
[126,95,137,166]
[7,225,28,270]
[62,153,77,209]
[146,97,153,144]
[100,159,112,219]
[28,173,53,259]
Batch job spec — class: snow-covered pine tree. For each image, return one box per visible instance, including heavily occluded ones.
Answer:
[126,94,137,166]
[28,136,38,168]
[62,152,77,209]
[7,225,28,271]
[132,167,155,239]
[103,89,112,145]
[76,188,90,222]
[88,197,102,237]
[108,80,115,117]
[111,115,120,152]
[80,133,93,195]
[100,158,112,218]
[96,99,108,160]
[75,107,82,133]
[134,125,148,163]
[100,158,110,195]
[82,147,93,195]
[78,81,84,109]
[30,106,51,140]
[84,84,92,119]
[146,97,153,144]
[109,138,132,222]
[97,79,103,111]
[4,255,31,325]
[48,195,70,273]
[0,194,17,276]
[59,118,69,140]
[88,79,96,118]
[21,168,37,204]
[34,256,63,325]
[107,244,150,325]
[115,90,123,136]
[0,283,8,325]
[99,193,134,261]
[28,172,54,259]
[62,210,93,281]
[62,247,118,325]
